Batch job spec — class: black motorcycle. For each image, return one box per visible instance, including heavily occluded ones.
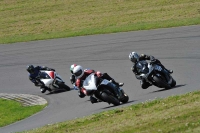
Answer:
[135,60,176,89]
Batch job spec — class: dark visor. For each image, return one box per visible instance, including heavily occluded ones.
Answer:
[74,69,82,77]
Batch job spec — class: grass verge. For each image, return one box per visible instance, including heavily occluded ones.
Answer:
[23,91,200,133]
[0,0,200,44]
[0,99,46,127]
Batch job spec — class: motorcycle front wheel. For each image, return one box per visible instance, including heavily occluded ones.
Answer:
[120,94,129,103]
[171,78,176,87]
[153,75,171,89]
[120,90,129,103]
[57,82,71,91]
[101,91,120,106]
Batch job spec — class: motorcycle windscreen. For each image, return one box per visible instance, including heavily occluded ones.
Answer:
[136,61,149,74]
[83,73,97,90]
[39,72,51,79]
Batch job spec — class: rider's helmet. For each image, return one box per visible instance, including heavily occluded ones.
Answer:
[70,64,77,74]
[73,65,84,79]
[129,52,140,63]
[26,65,35,74]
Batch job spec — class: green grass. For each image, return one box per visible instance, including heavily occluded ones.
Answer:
[0,0,200,44]
[0,99,46,127]
[23,91,200,133]
[1,0,200,131]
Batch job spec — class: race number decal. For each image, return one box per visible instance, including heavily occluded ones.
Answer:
[155,66,162,71]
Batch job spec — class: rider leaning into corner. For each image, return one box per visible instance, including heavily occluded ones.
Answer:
[70,64,77,88]
[128,52,173,89]
[71,64,124,104]
[27,65,55,93]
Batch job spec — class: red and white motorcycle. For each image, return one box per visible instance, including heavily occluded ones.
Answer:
[36,70,70,93]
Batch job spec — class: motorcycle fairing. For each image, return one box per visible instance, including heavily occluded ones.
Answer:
[49,71,55,79]
[83,73,113,90]
[83,73,97,91]
[138,61,171,85]
[136,60,149,74]
[39,70,64,89]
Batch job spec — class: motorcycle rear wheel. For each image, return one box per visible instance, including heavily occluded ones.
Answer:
[153,75,171,89]
[101,92,120,106]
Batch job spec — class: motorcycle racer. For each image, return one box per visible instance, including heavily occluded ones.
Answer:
[26,65,55,93]
[72,65,124,103]
[70,64,76,85]
[129,52,173,89]
[70,64,101,102]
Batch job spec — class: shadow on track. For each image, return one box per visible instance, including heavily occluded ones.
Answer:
[46,88,72,95]
[149,84,186,93]
[101,100,137,109]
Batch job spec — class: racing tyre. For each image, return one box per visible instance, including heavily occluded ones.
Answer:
[153,75,171,89]
[40,88,46,93]
[171,78,176,87]
[120,90,129,103]
[120,94,129,103]
[101,91,120,106]
[57,82,70,91]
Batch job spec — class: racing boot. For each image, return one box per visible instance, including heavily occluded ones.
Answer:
[167,69,173,74]
[110,79,124,87]
[156,63,173,74]
[90,96,102,104]
[102,73,124,87]
[160,64,173,74]
[90,96,98,104]
[118,82,124,87]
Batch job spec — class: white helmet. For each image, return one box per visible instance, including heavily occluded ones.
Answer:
[129,52,139,63]
[70,64,77,74]
[73,65,84,78]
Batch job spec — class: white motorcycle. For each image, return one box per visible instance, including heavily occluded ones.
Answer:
[36,70,70,93]
[82,73,129,106]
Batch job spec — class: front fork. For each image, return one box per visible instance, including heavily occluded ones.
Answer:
[53,78,64,89]
[107,83,123,99]
[161,69,171,84]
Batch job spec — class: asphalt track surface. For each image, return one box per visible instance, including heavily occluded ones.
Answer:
[0,25,200,133]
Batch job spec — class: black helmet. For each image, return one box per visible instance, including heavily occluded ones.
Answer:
[27,65,35,74]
